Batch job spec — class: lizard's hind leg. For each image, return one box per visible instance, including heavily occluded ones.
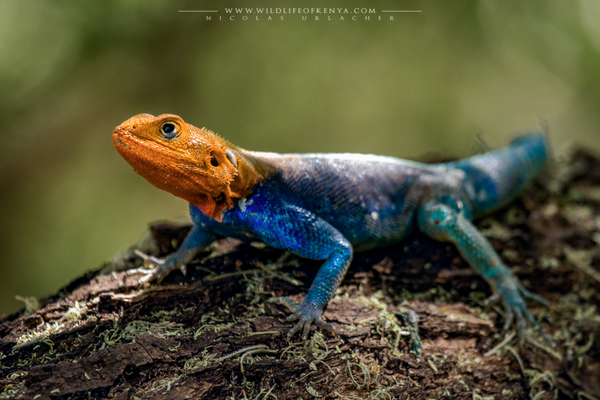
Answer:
[416,200,554,346]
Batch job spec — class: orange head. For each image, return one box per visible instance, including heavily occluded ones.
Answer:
[113,114,239,221]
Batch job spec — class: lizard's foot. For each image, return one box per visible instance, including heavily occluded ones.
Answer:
[127,250,187,284]
[490,273,554,347]
[277,297,335,342]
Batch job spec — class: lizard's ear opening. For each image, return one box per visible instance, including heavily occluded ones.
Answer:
[226,149,238,169]
[206,147,237,174]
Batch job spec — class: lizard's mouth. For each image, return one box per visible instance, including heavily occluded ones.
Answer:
[112,135,131,150]
[112,127,134,151]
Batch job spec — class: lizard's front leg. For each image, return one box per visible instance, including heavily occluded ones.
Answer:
[280,244,353,341]
[241,202,353,341]
[129,224,217,283]
[417,201,553,346]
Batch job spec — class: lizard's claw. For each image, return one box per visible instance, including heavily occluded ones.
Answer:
[277,297,335,342]
[491,273,554,347]
[127,250,186,284]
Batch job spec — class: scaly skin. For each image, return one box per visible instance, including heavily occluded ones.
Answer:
[113,114,553,346]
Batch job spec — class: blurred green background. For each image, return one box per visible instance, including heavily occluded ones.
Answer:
[1,0,599,315]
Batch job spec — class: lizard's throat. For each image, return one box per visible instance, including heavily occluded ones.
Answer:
[113,132,236,222]
[135,158,236,221]
[149,163,236,221]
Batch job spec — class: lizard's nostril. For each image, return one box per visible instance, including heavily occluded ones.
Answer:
[210,152,219,167]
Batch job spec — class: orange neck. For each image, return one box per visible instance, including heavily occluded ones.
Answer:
[219,146,278,208]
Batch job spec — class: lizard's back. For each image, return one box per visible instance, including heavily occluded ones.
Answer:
[247,152,440,250]
[244,133,549,250]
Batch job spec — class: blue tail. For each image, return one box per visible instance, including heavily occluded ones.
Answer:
[447,133,549,217]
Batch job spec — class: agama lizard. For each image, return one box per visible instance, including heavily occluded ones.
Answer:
[113,113,553,345]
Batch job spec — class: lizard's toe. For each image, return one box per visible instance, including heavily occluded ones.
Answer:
[519,285,550,307]
[314,318,335,333]
[278,297,299,313]
[286,313,300,322]
[287,315,334,342]
[287,320,304,340]
[501,294,555,347]
[286,310,317,341]
[502,307,514,333]
[485,293,501,306]
[301,319,312,342]
[492,273,554,347]
[138,268,162,284]
[128,250,181,285]
[126,266,164,284]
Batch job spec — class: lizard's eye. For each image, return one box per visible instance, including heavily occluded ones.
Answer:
[160,121,180,139]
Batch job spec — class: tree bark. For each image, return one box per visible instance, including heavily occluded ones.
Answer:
[1,148,599,400]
